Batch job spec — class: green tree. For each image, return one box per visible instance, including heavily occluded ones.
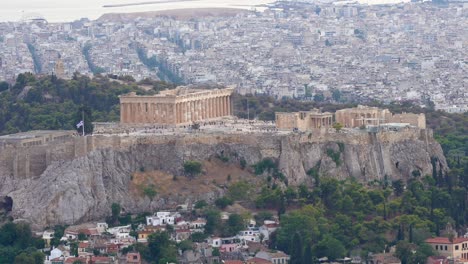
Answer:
[215,197,233,209]
[275,205,324,252]
[194,200,208,209]
[177,240,193,252]
[0,81,9,92]
[183,160,202,178]
[332,89,342,102]
[78,232,86,241]
[333,122,344,132]
[204,209,221,235]
[313,234,346,261]
[143,184,157,202]
[227,181,251,201]
[289,233,303,264]
[395,240,414,264]
[393,180,405,196]
[147,231,177,263]
[110,203,121,225]
[14,253,35,264]
[314,93,325,102]
[224,214,245,237]
[303,244,313,264]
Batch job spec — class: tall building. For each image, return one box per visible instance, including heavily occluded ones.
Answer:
[119,87,234,125]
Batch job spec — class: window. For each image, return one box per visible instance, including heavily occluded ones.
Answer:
[445,246,448,250]
[436,245,439,250]
[456,245,459,250]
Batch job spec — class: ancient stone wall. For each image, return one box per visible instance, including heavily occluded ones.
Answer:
[389,113,426,129]
[0,127,432,180]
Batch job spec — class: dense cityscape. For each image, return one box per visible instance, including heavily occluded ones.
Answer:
[0,1,466,113]
[0,1,467,264]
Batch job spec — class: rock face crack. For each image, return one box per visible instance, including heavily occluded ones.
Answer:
[1,132,447,229]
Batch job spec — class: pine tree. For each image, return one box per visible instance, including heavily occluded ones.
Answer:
[290,233,303,264]
[303,244,312,264]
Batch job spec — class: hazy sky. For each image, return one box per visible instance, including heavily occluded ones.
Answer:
[0,0,273,22]
[0,0,411,22]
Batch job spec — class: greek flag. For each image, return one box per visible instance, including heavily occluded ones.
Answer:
[76,120,84,129]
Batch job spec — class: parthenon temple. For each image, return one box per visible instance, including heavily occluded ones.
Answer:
[119,87,234,125]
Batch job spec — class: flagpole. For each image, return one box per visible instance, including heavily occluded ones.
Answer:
[82,110,85,136]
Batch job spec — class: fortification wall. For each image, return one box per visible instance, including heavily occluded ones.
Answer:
[0,127,430,180]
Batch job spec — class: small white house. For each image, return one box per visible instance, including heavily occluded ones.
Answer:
[116,232,131,239]
[238,229,261,242]
[107,225,131,236]
[146,211,178,226]
[49,247,63,260]
[189,219,206,232]
[207,237,222,248]
[42,230,54,246]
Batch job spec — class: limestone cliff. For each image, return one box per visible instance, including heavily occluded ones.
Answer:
[0,128,447,229]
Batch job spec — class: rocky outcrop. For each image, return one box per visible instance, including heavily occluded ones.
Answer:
[1,128,447,229]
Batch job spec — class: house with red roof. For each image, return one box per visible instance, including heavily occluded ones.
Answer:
[425,237,468,260]
[126,252,142,264]
[78,241,93,257]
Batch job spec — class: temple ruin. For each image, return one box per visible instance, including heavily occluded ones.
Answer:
[119,87,234,125]
[276,109,333,130]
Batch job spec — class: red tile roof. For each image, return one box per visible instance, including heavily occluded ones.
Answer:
[426,237,468,244]
[91,256,111,260]
[224,261,243,264]
[247,257,272,264]
[65,257,87,264]
[78,242,90,248]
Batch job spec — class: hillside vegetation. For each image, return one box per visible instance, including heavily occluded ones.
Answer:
[0,73,174,135]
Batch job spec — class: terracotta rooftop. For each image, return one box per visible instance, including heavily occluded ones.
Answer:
[247,257,273,264]
[224,261,243,264]
[426,237,468,244]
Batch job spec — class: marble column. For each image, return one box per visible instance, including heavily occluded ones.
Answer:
[219,97,224,116]
[174,103,177,124]
[179,103,183,124]
[209,98,213,118]
[121,103,125,123]
[224,96,229,116]
[216,97,221,117]
[213,98,217,118]
[191,101,195,122]
[222,96,227,116]
[202,99,207,120]
[227,96,231,116]
[197,100,201,121]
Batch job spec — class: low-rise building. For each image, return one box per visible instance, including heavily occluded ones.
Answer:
[255,251,290,264]
[126,252,142,264]
[425,237,468,260]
